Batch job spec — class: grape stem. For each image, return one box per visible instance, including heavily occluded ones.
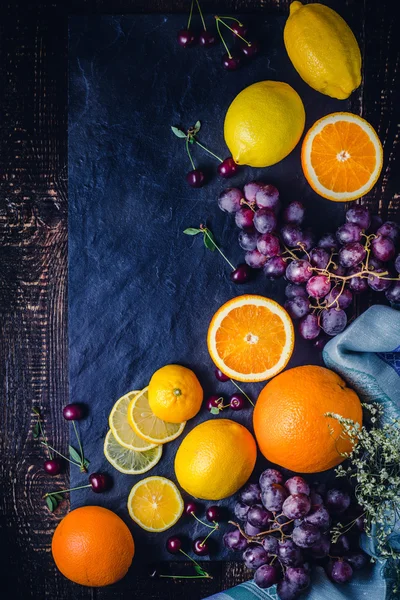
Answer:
[240,198,256,213]
[228,519,294,541]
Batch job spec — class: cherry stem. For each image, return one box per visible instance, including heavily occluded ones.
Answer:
[201,227,236,271]
[72,420,85,469]
[195,0,206,31]
[40,441,81,468]
[230,380,255,407]
[201,524,218,546]
[191,512,218,529]
[215,17,231,58]
[187,0,194,29]
[33,409,53,460]
[194,139,223,162]
[185,137,196,170]
[44,483,91,497]
[217,15,243,24]
[216,16,250,46]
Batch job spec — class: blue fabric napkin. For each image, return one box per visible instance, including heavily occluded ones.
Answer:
[205,305,400,600]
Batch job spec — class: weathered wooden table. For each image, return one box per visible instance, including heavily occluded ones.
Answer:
[0,1,398,598]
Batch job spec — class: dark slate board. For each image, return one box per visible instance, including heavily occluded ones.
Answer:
[68,14,349,564]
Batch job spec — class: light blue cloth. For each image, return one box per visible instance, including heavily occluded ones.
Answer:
[206,305,400,600]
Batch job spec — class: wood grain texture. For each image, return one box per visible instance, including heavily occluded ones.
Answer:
[0,1,398,599]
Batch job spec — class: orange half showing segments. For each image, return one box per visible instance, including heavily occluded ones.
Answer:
[301,112,383,202]
[207,295,294,383]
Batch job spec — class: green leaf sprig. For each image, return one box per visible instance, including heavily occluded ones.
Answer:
[158,549,213,580]
[184,224,235,269]
[171,121,224,170]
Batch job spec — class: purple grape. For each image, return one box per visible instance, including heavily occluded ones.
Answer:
[263,256,287,279]
[254,564,280,589]
[292,523,321,548]
[245,249,268,269]
[223,528,248,551]
[310,247,330,269]
[238,229,259,251]
[304,506,330,529]
[314,333,329,351]
[331,534,351,555]
[368,269,392,291]
[286,259,313,284]
[285,283,308,299]
[283,201,305,225]
[310,533,331,558]
[282,494,311,519]
[368,256,384,270]
[259,468,284,488]
[255,185,280,211]
[325,489,351,514]
[261,484,288,512]
[235,207,254,229]
[262,535,279,555]
[247,504,273,528]
[346,205,371,230]
[257,233,281,257]
[285,477,310,496]
[386,281,400,303]
[218,188,243,213]
[329,263,347,277]
[285,567,310,590]
[336,223,362,244]
[325,287,353,309]
[318,233,339,251]
[321,307,347,335]
[299,314,320,340]
[281,224,303,248]
[339,242,366,268]
[310,490,324,507]
[299,229,315,251]
[243,181,263,203]
[369,214,383,233]
[306,275,331,298]
[243,545,270,570]
[253,208,277,234]
[395,255,400,273]
[244,522,263,537]
[346,552,369,570]
[234,501,250,521]
[276,580,301,600]
[326,560,353,584]
[240,483,261,505]
[371,235,395,262]
[348,270,368,293]
[278,539,304,567]
[377,221,399,241]
[284,296,310,320]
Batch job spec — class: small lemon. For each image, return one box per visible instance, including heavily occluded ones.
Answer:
[174,419,257,500]
[224,81,305,168]
[148,364,203,424]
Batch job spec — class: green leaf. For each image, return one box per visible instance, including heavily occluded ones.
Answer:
[53,493,64,502]
[46,496,57,512]
[194,120,201,133]
[210,407,220,415]
[204,231,216,252]
[171,126,186,139]
[194,565,206,576]
[183,228,201,236]
[69,445,82,464]
[83,458,90,469]
[32,422,40,439]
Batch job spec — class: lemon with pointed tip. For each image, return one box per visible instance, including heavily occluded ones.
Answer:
[148,364,203,424]
[224,81,305,168]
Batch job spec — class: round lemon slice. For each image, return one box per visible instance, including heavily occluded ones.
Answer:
[109,390,157,451]
[127,476,184,532]
[104,430,162,475]
[128,387,186,445]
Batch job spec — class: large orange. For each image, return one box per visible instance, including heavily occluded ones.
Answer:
[253,365,362,473]
[52,506,134,586]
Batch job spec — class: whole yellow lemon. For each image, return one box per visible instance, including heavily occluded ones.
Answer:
[284,1,361,100]
[174,419,257,500]
[224,81,305,168]
[148,364,203,423]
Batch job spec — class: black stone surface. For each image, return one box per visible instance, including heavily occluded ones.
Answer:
[68,14,348,563]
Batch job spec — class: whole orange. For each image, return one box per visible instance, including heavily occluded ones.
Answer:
[253,365,362,473]
[52,506,134,586]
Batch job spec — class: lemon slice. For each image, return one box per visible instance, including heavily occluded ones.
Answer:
[104,430,163,475]
[127,476,184,532]
[128,387,186,444]
[109,390,157,451]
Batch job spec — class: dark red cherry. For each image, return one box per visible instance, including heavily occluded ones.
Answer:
[240,40,260,58]
[186,169,205,188]
[193,538,210,556]
[199,31,216,47]
[215,368,229,382]
[166,536,183,554]
[89,472,112,493]
[206,505,222,522]
[206,395,224,412]
[231,23,248,37]
[230,393,246,411]
[185,501,200,516]
[230,263,253,284]
[63,403,85,421]
[44,458,63,476]
[218,157,238,178]
[177,29,196,48]
[222,52,242,70]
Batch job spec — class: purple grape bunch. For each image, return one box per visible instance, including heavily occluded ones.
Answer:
[224,468,369,599]
[218,182,400,344]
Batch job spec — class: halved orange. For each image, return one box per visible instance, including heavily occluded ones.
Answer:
[301,112,383,202]
[207,295,294,383]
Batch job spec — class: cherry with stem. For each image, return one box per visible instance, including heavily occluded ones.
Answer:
[196,0,216,46]
[177,0,196,48]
